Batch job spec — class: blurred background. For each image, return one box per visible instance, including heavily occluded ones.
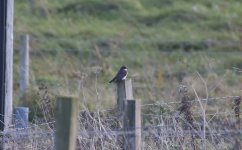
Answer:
[14,0,242,114]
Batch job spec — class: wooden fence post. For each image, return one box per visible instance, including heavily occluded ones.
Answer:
[117,79,141,150]
[117,79,134,111]
[124,100,142,150]
[19,34,29,105]
[54,96,78,150]
[233,96,241,150]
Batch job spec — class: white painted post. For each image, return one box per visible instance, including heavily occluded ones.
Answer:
[19,34,29,105]
[0,0,14,149]
[5,0,14,131]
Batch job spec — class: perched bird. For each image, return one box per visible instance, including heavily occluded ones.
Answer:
[109,66,128,83]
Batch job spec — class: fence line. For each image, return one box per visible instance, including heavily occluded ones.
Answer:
[141,95,241,107]
[76,96,241,114]
[1,97,236,134]
[1,78,241,149]
[141,111,237,118]
[1,111,239,139]
[1,123,242,141]
[1,107,240,134]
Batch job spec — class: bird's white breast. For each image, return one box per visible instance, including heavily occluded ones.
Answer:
[122,72,128,80]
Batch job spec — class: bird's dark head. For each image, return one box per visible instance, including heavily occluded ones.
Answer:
[120,66,127,71]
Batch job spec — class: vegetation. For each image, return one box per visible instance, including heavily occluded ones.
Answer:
[7,1,242,149]
[14,0,242,108]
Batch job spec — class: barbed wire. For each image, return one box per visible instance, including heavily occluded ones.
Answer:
[1,124,241,141]
[75,96,241,115]
[0,118,241,149]
[0,95,240,147]
[141,95,241,107]
[0,97,239,136]
[141,111,237,118]
[1,110,240,135]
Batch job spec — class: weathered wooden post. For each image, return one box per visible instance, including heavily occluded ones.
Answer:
[117,79,134,111]
[117,81,125,111]
[124,100,142,150]
[19,34,30,105]
[117,79,141,150]
[233,96,241,150]
[54,96,78,150]
[0,0,14,131]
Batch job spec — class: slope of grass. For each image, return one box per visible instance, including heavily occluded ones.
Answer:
[13,0,242,108]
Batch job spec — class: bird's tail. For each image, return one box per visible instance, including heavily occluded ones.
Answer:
[109,78,115,83]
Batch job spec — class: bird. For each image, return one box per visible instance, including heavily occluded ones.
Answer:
[109,66,128,83]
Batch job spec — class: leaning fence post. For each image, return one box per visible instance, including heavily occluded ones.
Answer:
[124,100,142,150]
[19,34,29,105]
[54,96,78,150]
[233,96,241,150]
[117,79,133,111]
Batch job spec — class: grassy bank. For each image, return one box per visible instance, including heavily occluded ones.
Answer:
[14,0,242,109]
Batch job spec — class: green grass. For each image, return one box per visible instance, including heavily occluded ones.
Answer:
[14,0,242,109]
[15,0,242,49]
